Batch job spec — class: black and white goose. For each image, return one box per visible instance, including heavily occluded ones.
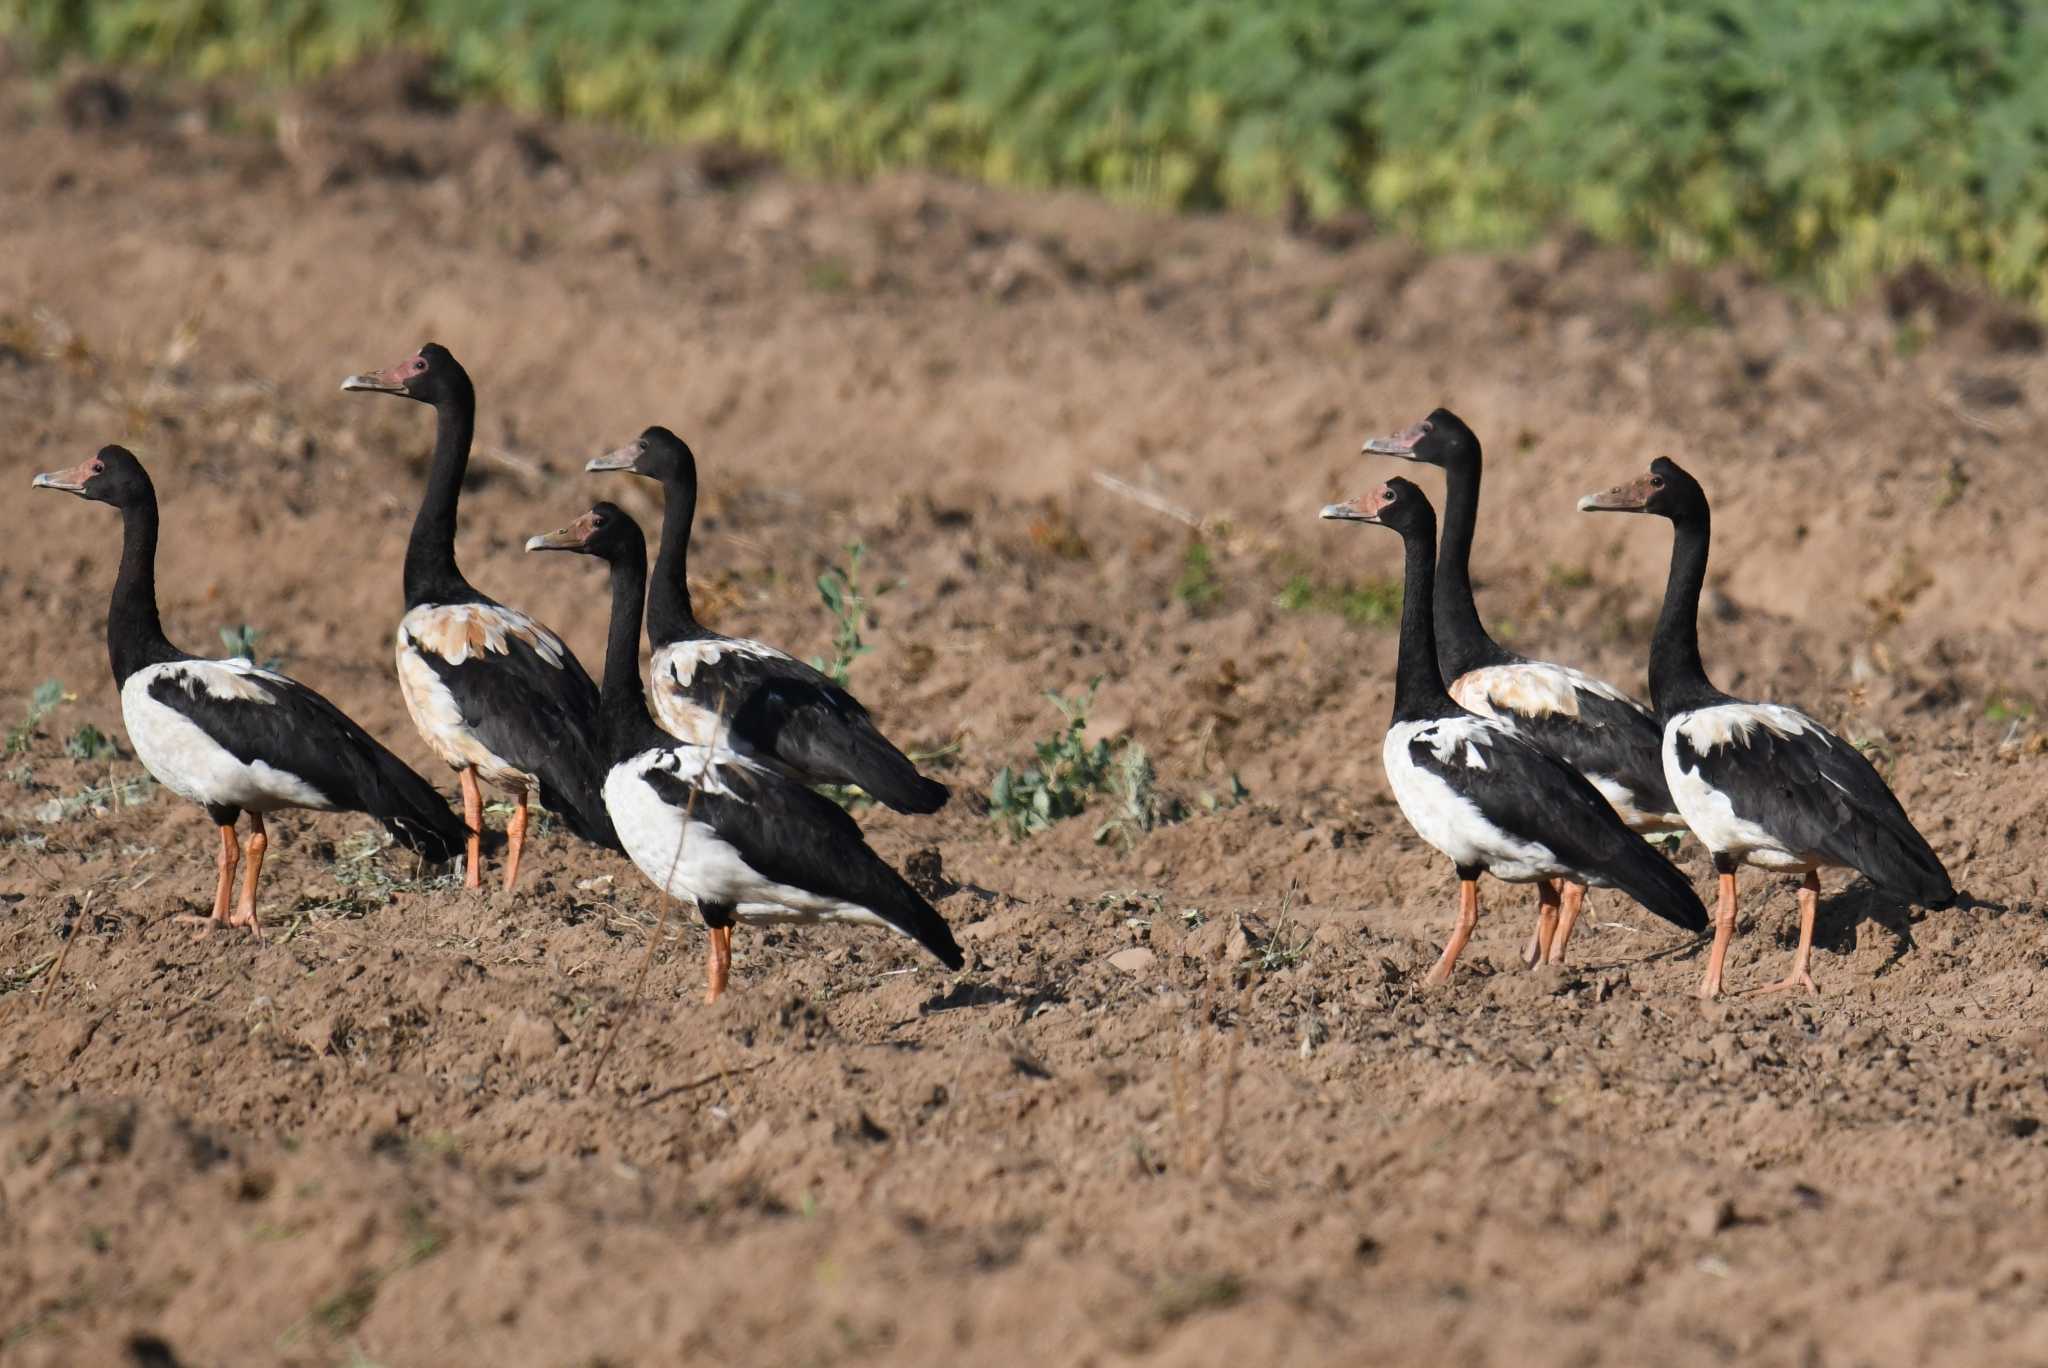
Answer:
[527,502,964,1002]
[586,425,948,812]
[1365,408,1688,965]
[1321,478,1706,985]
[341,343,619,890]
[1579,458,1954,998]
[31,446,467,936]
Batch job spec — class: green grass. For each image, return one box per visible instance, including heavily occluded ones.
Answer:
[1175,540,1220,615]
[10,1,2048,310]
[989,682,1118,839]
[1275,572,1400,627]
[5,680,66,756]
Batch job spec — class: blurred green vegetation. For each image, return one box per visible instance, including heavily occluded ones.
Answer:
[10,0,2048,309]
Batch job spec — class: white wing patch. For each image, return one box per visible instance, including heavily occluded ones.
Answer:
[403,602,568,669]
[603,747,896,934]
[393,619,538,790]
[653,636,794,690]
[1674,702,1823,754]
[163,658,296,704]
[120,664,333,812]
[1451,662,1647,723]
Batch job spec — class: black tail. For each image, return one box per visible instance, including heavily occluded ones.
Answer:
[1602,839,1709,933]
[1862,825,1955,911]
[822,822,964,967]
[865,768,951,815]
[532,765,618,847]
[358,748,469,865]
[536,749,624,853]
[774,710,951,814]
[866,861,966,968]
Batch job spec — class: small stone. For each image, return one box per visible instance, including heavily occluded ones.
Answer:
[1107,947,1157,976]
[1688,1197,1735,1239]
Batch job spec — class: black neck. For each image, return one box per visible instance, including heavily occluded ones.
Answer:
[403,380,478,607]
[1646,510,1724,716]
[597,538,671,763]
[1433,452,1517,679]
[1392,521,1465,724]
[644,472,702,645]
[107,493,185,684]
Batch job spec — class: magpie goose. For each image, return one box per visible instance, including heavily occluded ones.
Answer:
[31,446,466,936]
[1365,408,1687,966]
[526,502,963,1002]
[586,426,947,812]
[342,343,618,890]
[1321,477,1706,985]
[1580,458,1954,997]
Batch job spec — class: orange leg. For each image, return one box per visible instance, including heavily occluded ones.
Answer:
[1752,871,1821,996]
[1524,879,1563,968]
[228,813,267,939]
[1547,881,1588,966]
[458,767,484,890]
[706,925,734,1003]
[1424,878,1482,987]
[176,821,240,935]
[1697,870,1739,999]
[501,786,529,893]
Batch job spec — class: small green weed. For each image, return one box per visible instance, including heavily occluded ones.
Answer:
[1175,540,1220,614]
[1154,1271,1245,1324]
[220,624,285,670]
[989,683,1117,839]
[1938,460,1970,510]
[1094,743,1185,850]
[805,257,852,293]
[808,542,884,689]
[31,773,154,822]
[1258,915,1313,973]
[5,680,67,755]
[63,724,117,761]
[1545,563,1594,592]
[1275,573,1400,626]
[1197,773,1251,813]
[1985,694,2036,724]
[315,829,459,913]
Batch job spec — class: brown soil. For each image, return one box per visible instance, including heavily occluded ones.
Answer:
[3,60,2047,1368]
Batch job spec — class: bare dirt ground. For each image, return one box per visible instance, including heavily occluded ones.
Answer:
[2,56,2047,1367]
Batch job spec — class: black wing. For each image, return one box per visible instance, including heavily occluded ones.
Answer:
[1485,687,1676,821]
[641,761,962,968]
[669,643,948,814]
[1412,727,1707,933]
[150,667,467,862]
[410,621,621,851]
[1674,713,1953,906]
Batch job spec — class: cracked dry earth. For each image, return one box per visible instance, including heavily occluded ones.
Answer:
[2,58,2047,1367]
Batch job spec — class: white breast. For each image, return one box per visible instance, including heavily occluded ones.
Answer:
[394,607,540,789]
[603,749,887,930]
[1383,717,1564,884]
[1661,705,1821,871]
[120,662,333,813]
